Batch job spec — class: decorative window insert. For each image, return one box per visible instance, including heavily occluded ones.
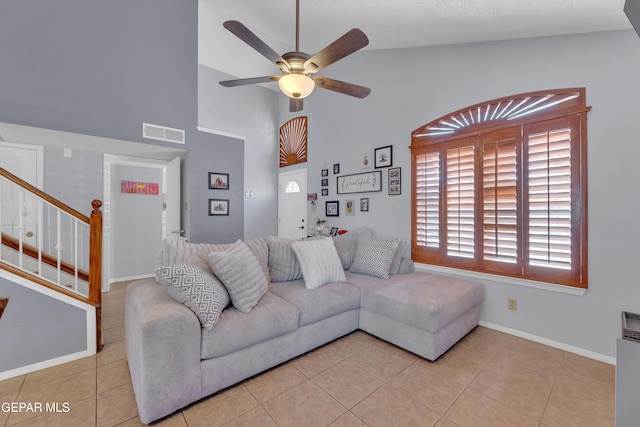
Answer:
[279,116,308,167]
[410,88,590,288]
[284,181,301,193]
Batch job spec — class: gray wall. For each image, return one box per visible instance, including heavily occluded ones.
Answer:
[0,276,87,372]
[0,0,245,244]
[43,146,104,214]
[274,30,640,359]
[198,65,280,240]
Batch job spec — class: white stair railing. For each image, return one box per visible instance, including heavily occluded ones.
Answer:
[0,166,103,351]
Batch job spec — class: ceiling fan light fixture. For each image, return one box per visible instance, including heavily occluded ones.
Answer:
[278,73,315,99]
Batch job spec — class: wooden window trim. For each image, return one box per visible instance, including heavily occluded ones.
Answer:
[410,88,590,288]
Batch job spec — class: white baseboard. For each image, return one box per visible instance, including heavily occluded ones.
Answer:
[108,273,153,285]
[479,320,616,365]
[0,349,95,381]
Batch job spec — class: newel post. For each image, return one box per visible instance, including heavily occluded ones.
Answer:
[89,199,103,352]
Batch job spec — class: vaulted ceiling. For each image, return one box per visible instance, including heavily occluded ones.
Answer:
[199,0,633,82]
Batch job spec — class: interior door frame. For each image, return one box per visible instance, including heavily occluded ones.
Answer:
[0,141,44,188]
[102,154,181,290]
[0,142,44,248]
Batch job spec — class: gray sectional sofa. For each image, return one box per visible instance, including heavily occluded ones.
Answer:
[125,230,484,424]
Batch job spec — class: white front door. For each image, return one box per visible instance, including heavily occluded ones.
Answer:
[278,169,307,240]
[0,142,43,247]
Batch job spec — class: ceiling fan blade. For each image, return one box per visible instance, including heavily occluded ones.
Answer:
[223,20,286,66]
[219,76,279,87]
[313,76,371,99]
[304,29,369,73]
[290,98,304,112]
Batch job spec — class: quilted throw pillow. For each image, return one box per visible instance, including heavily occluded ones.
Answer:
[266,236,303,282]
[155,263,230,330]
[291,238,346,289]
[349,237,400,279]
[390,239,410,275]
[208,240,269,313]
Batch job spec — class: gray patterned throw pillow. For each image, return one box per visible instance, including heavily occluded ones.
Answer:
[156,263,230,330]
[349,237,400,279]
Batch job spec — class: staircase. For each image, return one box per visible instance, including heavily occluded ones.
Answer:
[0,166,103,352]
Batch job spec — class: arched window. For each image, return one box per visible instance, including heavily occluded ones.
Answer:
[410,88,590,288]
[285,181,301,193]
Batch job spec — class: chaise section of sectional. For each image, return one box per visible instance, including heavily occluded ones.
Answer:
[346,271,484,361]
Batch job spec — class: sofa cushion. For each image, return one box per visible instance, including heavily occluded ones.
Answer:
[200,291,300,359]
[269,279,360,327]
[349,237,399,279]
[267,236,303,282]
[155,262,230,330]
[156,237,270,280]
[208,240,268,313]
[291,238,346,289]
[332,226,374,269]
[355,271,484,333]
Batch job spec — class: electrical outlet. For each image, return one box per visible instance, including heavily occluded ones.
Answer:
[507,298,518,311]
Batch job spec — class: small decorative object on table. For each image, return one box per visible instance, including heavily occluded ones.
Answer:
[314,217,326,235]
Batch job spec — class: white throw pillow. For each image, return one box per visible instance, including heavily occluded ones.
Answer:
[208,240,268,313]
[291,238,347,289]
[266,236,303,282]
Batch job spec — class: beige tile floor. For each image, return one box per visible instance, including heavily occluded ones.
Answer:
[0,281,615,427]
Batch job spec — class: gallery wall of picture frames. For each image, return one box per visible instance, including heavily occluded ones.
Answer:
[317,145,401,216]
[209,172,230,217]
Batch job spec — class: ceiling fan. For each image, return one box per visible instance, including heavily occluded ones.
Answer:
[219,0,371,112]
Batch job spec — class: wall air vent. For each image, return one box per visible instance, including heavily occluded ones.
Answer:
[142,123,185,144]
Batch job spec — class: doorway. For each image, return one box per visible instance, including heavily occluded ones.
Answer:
[0,142,43,248]
[103,155,181,288]
[278,169,307,239]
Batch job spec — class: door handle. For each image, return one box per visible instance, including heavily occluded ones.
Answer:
[298,226,305,229]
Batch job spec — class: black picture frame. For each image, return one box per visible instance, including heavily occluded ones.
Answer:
[321,189,328,196]
[209,199,229,216]
[360,198,369,212]
[374,145,393,168]
[329,227,339,236]
[321,178,328,187]
[333,163,340,174]
[208,172,229,190]
[321,169,329,177]
[326,200,340,217]
[388,167,401,195]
